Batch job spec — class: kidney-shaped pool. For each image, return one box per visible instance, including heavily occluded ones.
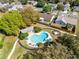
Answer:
[30,32,48,44]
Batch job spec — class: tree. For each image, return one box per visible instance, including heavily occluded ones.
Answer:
[36,0,45,7]
[43,4,51,12]
[22,42,73,59]
[0,10,26,36]
[55,0,60,3]
[21,6,39,26]
[58,34,79,59]
[57,3,64,11]
[75,0,79,5]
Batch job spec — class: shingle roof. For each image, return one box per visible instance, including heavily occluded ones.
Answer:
[58,14,78,26]
[40,13,53,20]
[66,17,78,26]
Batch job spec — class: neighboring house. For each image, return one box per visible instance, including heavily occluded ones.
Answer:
[34,7,43,12]
[55,11,78,32]
[27,0,37,6]
[64,3,70,11]
[39,13,53,23]
[49,4,57,11]
[8,2,23,11]
[0,2,24,12]
[0,2,9,8]
[0,2,10,12]
[74,6,79,12]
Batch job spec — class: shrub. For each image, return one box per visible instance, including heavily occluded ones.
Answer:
[37,43,44,48]
[19,32,28,40]
[34,27,42,33]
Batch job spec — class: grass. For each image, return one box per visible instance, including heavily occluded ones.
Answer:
[0,34,5,49]
[0,34,4,41]
[0,36,16,59]
[0,34,5,58]
[11,40,27,59]
[76,19,79,34]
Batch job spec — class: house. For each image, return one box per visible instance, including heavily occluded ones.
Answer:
[27,0,37,6]
[55,11,78,32]
[34,7,43,12]
[0,2,10,12]
[49,3,57,11]
[39,13,54,23]
[8,2,23,11]
[0,2,9,8]
[74,6,79,12]
[64,3,70,11]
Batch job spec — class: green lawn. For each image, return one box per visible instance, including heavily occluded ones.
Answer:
[0,36,16,59]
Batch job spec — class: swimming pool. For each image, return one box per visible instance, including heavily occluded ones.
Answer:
[30,32,48,44]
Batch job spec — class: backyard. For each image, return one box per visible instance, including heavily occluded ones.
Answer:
[0,36,16,59]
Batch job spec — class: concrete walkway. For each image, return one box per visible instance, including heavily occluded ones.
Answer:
[7,37,19,59]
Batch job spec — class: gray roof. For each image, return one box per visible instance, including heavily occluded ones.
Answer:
[74,6,79,11]
[57,15,78,26]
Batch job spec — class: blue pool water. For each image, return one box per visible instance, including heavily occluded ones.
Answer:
[30,32,48,44]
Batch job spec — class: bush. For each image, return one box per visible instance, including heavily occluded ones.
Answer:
[19,32,28,40]
[37,43,44,48]
[34,27,42,33]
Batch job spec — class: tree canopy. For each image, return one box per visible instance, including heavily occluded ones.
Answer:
[21,6,39,26]
[58,34,79,59]
[43,4,51,12]
[36,0,45,7]
[23,42,73,59]
[57,3,64,11]
[0,10,26,36]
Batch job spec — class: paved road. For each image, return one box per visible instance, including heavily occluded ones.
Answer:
[7,37,19,59]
